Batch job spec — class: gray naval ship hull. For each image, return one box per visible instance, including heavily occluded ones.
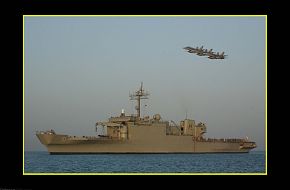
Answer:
[36,125,256,154]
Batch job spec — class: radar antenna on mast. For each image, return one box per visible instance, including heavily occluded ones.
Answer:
[129,82,150,118]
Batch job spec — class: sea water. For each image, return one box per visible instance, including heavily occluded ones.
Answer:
[24,151,265,173]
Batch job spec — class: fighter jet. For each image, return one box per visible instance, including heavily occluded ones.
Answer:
[184,46,227,59]
[208,52,227,59]
[184,46,210,56]
[183,46,201,53]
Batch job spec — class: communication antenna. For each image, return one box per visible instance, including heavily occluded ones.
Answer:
[129,82,150,118]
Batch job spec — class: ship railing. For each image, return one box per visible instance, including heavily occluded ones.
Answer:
[197,138,246,143]
[36,129,56,135]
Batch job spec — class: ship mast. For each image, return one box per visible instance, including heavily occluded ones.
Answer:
[129,82,149,118]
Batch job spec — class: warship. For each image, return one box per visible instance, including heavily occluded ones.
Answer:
[36,83,256,154]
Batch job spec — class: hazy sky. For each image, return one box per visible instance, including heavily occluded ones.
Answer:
[24,16,266,151]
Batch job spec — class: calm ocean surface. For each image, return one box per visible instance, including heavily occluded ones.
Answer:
[24,151,265,173]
